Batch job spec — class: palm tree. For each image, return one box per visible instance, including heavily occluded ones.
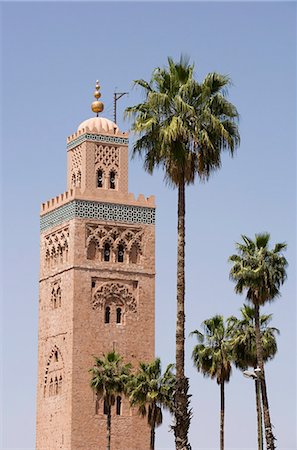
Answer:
[228,305,279,450]
[229,233,287,450]
[125,55,240,450]
[128,358,175,450]
[191,315,232,450]
[89,351,131,450]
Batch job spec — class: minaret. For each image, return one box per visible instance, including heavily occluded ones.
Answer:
[36,83,155,450]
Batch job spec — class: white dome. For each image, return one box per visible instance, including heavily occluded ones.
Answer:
[77,117,120,134]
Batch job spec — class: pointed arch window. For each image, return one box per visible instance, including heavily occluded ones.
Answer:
[97,169,103,188]
[110,171,116,189]
[117,244,124,263]
[105,306,111,324]
[116,396,122,415]
[116,307,122,324]
[104,243,111,262]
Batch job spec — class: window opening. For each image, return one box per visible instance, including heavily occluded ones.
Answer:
[105,306,110,324]
[87,241,97,260]
[110,171,116,189]
[118,245,124,263]
[54,351,58,362]
[97,170,103,188]
[116,396,122,415]
[116,307,122,324]
[103,400,108,415]
[104,243,110,262]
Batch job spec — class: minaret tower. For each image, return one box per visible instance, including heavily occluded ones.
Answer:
[36,83,155,450]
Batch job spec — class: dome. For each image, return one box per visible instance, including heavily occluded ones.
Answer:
[77,117,120,134]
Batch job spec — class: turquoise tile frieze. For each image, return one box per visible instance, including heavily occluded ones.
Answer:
[67,133,129,150]
[40,200,155,231]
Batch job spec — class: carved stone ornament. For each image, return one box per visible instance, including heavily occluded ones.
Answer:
[92,282,137,312]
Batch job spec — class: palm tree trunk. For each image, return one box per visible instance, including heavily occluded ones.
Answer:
[255,377,263,450]
[150,425,155,450]
[106,404,111,450]
[254,303,275,450]
[220,382,224,450]
[174,179,191,450]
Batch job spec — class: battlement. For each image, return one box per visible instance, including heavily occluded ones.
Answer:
[41,189,155,216]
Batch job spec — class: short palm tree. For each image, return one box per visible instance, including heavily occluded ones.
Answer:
[228,305,279,450]
[125,55,240,450]
[128,358,175,450]
[191,315,232,450]
[229,233,287,450]
[89,351,131,450]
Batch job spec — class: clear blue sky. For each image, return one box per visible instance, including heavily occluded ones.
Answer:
[1,2,296,449]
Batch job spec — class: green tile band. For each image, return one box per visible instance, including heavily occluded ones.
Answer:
[67,133,129,150]
[40,200,155,232]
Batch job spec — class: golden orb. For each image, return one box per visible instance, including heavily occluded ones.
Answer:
[93,90,101,99]
[91,100,104,114]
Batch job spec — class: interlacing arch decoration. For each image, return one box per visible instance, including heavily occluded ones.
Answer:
[92,282,137,313]
[70,146,82,187]
[95,145,119,168]
[86,224,143,264]
[44,345,64,397]
[44,227,69,268]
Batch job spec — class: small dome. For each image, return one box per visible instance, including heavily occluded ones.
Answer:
[77,117,120,134]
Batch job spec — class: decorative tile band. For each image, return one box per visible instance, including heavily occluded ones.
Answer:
[67,133,129,150]
[40,200,155,232]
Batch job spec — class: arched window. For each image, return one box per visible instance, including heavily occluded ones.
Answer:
[54,377,58,395]
[54,350,58,362]
[116,307,122,324]
[110,171,116,189]
[103,399,108,415]
[58,375,62,393]
[116,396,122,415]
[71,173,76,187]
[49,378,53,396]
[105,306,110,324]
[117,244,124,263]
[130,245,138,264]
[104,243,111,262]
[57,287,61,307]
[97,169,103,188]
[87,241,97,260]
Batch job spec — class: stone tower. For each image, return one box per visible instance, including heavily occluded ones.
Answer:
[36,83,155,450]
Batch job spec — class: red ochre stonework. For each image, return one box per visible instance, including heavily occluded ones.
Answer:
[36,116,155,450]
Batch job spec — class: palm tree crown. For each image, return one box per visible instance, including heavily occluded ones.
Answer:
[191,315,232,384]
[229,233,288,305]
[128,358,175,450]
[125,55,240,185]
[228,304,279,370]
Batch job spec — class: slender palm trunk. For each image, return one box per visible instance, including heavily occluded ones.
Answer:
[254,303,275,450]
[174,179,191,450]
[150,425,155,450]
[255,377,263,450]
[106,404,111,450]
[220,382,225,450]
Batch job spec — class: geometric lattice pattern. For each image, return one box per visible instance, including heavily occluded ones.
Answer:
[40,200,155,232]
[67,133,128,151]
[95,145,119,168]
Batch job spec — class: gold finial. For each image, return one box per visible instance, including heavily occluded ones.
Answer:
[91,80,104,116]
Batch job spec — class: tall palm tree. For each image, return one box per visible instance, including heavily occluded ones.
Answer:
[229,233,287,450]
[191,315,232,450]
[89,351,131,450]
[125,56,240,450]
[128,358,175,450]
[228,305,279,450]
